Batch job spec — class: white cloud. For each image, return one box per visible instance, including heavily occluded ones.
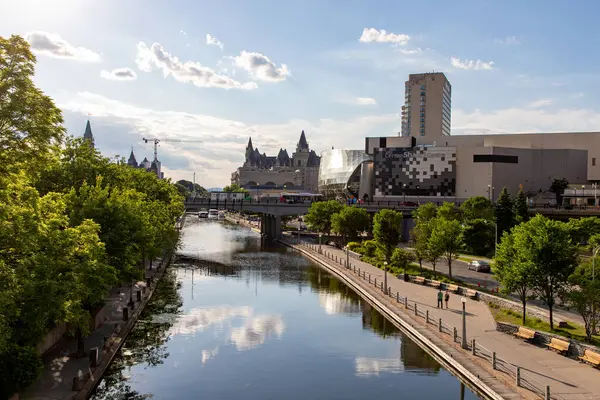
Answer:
[398,47,422,55]
[25,31,100,62]
[450,57,495,71]
[359,28,410,44]
[100,67,137,81]
[206,33,224,50]
[494,36,520,45]
[180,30,187,36]
[354,97,377,105]
[60,92,400,186]
[135,41,257,90]
[527,98,553,108]
[232,51,291,82]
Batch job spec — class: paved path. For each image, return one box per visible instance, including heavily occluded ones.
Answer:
[21,264,163,400]
[304,242,599,400]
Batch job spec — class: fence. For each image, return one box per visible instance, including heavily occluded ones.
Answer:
[297,241,564,400]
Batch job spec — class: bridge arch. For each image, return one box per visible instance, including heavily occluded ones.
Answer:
[246,180,258,186]
[264,181,276,187]
[283,181,294,188]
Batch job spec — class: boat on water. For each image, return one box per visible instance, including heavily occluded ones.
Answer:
[198,211,209,219]
[208,209,219,219]
[218,211,225,219]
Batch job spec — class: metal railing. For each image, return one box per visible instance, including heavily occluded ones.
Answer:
[296,240,565,400]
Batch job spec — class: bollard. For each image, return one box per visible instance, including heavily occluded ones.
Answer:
[374,278,377,286]
[396,292,399,302]
[89,347,99,367]
[453,327,457,342]
[369,275,371,283]
[545,385,550,400]
[122,307,129,321]
[72,376,84,391]
[404,297,408,308]
[492,352,496,369]
[388,287,392,296]
[103,336,109,349]
[136,290,142,302]
[426,310,429,323]
[471,339,476,355]
[414,303,418,316]
[438,318,442,332]
[335,256,337,262]
[516,366,521,386]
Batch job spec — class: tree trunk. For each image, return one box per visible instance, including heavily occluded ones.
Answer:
[521,299,527,326]
[549,305,554,330]
[419,259,423,273]
[76,328,85,358]
[447,257,452,277]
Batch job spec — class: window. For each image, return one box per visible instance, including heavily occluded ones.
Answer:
[419,128,425,134]
[420,84,425,90]
[298,160,302,167]
[594,158,596,166]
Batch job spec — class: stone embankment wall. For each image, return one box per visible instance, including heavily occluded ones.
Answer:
[478,293,565,324]
[496,321,600,360]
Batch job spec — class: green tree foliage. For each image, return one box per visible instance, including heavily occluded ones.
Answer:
[331,206,370,244]
[495,187,514,240]
[410,223,430,272]
[222,183,249,193]
[412,202,437,223]
[460,196,494,221]
[436,202,459,221]
[372,209,403,262]
[512,215,578,330]
[304,200,343,234]
[462,219,495,257]
[550,177,569,207]
[493,229,535,325]
[567,217,600,245]
[0,35,184,397]
[513,188,529,224]
[566,263,600,341]
[428,218,463,277]
[391,247,415,275]
[175,180,208,197]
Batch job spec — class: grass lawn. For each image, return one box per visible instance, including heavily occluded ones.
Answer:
[487,303,600,347]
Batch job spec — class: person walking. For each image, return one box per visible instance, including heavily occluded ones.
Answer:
[437,289,443,308]
[444,290,450,309]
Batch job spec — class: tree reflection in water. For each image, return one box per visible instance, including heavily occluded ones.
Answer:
[306,265,441,374]
[90,269,183,400]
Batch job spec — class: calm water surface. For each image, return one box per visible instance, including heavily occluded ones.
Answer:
[91,218,479,400]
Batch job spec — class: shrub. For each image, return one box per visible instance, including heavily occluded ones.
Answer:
[362,240,378,258]
[347,241,362,252]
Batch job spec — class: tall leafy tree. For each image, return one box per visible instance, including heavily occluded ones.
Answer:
[495,187,514,240]
[391,247,415,275]
[410,223,431,272]
[304,200,343,235]
[494,229,535,325]
[428,218,463,277]
[550,177,569,207]
[462,219,495,257]
[460,196,494,221]
[372,209,403,262]
[513,188,529,224]
[331,206,370,244]
[412,202,437,223]
[566,263,600,341]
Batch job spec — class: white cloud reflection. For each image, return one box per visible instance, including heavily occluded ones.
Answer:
[318,292,362,315]
[355,357,404,376]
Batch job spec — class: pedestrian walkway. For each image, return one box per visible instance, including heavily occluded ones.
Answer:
[304,242,598,400]
[21,262,165,400]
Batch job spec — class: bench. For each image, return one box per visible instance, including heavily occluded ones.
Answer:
[465,289,478,299]
[429,280,441,289]
[579,349,600,367]
[513,326,536,341]
[413,276,426,285]
[445,284,459,293]
[547,337,570,355]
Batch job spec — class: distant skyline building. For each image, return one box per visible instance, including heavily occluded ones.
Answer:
[231,130,321,192]
[401,72,451,141]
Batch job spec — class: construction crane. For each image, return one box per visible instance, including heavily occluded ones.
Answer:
[142,137,204,160]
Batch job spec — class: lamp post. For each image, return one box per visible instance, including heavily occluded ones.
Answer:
[319,233,323,254]
[255,183,259,201]
[297,226,300,244]
[346,246,350,269]
[461,297,467,349]
[383,261,388,294]
[487,184,495,202]
[416,185,420,205]
[582,185,586,207]
[402,183,407,204]
[593,183,598,208]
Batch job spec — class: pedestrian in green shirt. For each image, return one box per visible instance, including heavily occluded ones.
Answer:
[437,289,443,308]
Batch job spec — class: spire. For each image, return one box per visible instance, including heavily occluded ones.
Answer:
[127,148,138,167]
[247,137,254,151]
[83,120,95,148]
[297,130,308,151]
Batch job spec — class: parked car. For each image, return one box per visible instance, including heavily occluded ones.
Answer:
[468,260,491,272]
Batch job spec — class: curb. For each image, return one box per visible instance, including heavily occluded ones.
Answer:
[286,241,507,400]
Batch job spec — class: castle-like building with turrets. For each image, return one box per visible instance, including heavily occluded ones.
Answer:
[230,130,321,192]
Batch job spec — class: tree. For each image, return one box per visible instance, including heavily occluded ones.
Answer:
[391,247,415,275]
[493,229,535,325]
[522,215,579,330]
[222,183,248,194]
[331,207,370,244]
[460,196,494,221]
[175,180,208,197]
[513,188,529,224]
[567,217,600,245]
[550,177,569,207]
[495,187,514,239]
[372,209,403,262]
[428,218,463,277]
[304,200,343,235]
[462,219,495,257]
[411,223,431,272]
[426,236,443,275]
[413,202,437,223]
[0,35,66,177]
[565,263,600,341]
[436,202,460,221]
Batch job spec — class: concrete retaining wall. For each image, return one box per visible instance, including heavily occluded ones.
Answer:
[496,321,600,360]
[479,293,565,324]
[35,322,68,355]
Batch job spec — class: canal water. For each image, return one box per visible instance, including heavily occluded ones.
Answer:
[91,218,479,400]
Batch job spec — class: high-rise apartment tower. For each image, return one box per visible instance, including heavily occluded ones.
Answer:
[401,72,451,140]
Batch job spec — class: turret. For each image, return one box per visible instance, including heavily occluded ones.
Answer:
[83,120,95,148]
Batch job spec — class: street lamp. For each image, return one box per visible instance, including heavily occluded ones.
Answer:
[383,261,388,294]
[416,185,420,205]
[461,297,467,349]
[487,184,495,203]
[402,183,407,204]
[593,183,598,208]
[319,233,323,254]
[297,226,300,244]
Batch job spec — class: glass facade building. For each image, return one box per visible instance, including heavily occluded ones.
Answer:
[318,149,373,199]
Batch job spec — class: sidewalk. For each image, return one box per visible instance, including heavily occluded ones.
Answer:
[21,262,165,400]
[306,242,598,400]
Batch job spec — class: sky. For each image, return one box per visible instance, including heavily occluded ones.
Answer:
[3,0,600,187]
